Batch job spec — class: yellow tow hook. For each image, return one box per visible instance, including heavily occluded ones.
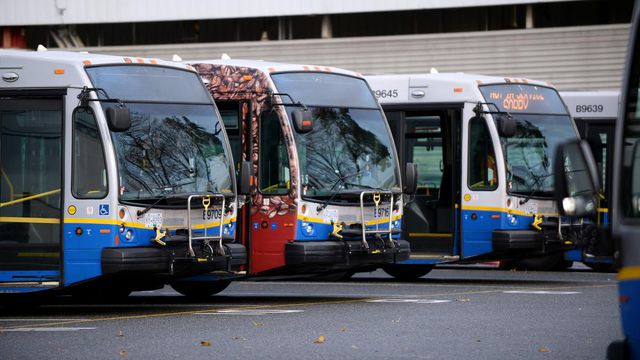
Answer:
[154,227,167,246]
[531,214,543,231]
[331,221,344,239]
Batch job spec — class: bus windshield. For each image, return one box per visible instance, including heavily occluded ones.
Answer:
[86,65,234,202]
[479,84,577,196]
[271,72,400,197]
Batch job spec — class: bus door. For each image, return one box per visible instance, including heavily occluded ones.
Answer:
[387,108,460,256]
[217,100,251,265]
[0,92,64,290]
[461,110,500,258]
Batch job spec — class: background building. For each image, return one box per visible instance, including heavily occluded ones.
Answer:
[1,0,633,89]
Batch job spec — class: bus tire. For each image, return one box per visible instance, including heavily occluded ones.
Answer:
[170,280,231,298]
[382,264,433,280]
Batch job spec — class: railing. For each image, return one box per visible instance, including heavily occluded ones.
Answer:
[186,194,226,258]
[358,190,395,251]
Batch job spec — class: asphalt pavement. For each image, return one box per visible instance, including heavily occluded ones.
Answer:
[0,266,620,359]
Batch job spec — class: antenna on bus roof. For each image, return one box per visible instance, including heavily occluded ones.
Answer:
[37,44,48,52]
[430,67,438,74]
[172,54,182,62]
[221,53,231,60]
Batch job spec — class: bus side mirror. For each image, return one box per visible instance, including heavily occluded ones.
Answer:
[106,105,131,132]
[238,161,253,195]
[553,139,600,217]
[496,114,516,138]
[292,109,313,133]
[404,162,418,194]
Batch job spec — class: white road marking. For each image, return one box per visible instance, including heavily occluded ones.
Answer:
[2,327,96,332]
[366,299,452,304]
[503,290,581,295]
[197,309,304,316]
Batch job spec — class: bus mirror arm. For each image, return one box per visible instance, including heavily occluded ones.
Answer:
[404,162,418,194]
[473,102,516,137]
[77,87,131,132]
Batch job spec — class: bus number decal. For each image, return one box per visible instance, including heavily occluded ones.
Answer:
[203,209,223,220]
[374,89,399,99]
[575,104,604,113]
[373,207,390,218]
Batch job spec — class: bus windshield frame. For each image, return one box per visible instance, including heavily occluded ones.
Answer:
[270,71,401,199]
[479,83,578,198]
[85,65,235,205]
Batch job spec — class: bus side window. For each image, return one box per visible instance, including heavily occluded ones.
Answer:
[468,116,497,190]
[259,110,290,195]
[72,107,108,199]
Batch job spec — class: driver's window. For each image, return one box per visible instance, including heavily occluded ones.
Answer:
[259,111,290,195]
[468,117,497,190]
[72,107,108,198]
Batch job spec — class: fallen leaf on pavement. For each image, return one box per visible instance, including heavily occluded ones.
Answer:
[253,321,264,328]
[200,341,211,347]
[338,327,348,332]
[538,347,551,353]
[119,350,128,357]
[314,335,326,344]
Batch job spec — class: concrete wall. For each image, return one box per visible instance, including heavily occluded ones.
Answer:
[78,23,628,90]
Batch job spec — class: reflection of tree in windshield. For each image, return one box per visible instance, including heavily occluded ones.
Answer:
[506,119,552,191]
[300,107,391,192]
[117,111,228,198]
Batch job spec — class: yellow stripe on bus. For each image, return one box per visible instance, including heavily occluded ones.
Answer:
[0,216,60,224]
[618,266,640,281]
[461,205,558,217]
[409,233,453,238]
[17,252,59,258]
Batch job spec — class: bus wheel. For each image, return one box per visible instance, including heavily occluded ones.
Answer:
[170,280,231,298]
[382,264,433,280]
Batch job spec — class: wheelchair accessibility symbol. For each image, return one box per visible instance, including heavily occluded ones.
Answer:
[98,204,110,216]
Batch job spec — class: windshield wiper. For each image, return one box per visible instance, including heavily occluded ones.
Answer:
[135,181,193,217]
[518,172,553,205]
[315,170,364,212]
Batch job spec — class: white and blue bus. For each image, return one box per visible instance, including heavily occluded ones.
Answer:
[366,73,587,279]
[0,49,246,299]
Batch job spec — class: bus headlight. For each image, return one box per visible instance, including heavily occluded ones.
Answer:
[125,229,134,240]
[392,220,400,229]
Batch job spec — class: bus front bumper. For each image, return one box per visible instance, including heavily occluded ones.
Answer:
[284,239,410,271]
[101,243,247,276]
